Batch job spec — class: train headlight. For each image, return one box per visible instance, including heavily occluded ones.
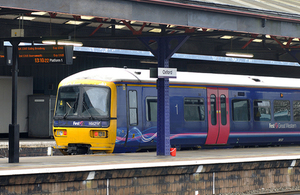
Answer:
[55,129,67,137]
[91,130,107,138]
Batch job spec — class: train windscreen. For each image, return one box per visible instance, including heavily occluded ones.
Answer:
[54,85,110,119]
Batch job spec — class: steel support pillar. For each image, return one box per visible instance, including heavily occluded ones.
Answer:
[9,40,20,163]
[139,36,189,155]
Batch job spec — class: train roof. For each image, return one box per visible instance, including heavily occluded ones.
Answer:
[61,67,300,89]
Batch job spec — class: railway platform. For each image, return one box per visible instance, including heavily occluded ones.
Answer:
[1,145,300,194]
[0,138,59,157]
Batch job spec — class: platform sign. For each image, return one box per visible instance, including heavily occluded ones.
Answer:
[18,45,73,65]
[158,68,177,78]
[150,68,177,78]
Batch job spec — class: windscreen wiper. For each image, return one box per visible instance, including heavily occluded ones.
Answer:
[63,94,79,119]
[82,101,95,120]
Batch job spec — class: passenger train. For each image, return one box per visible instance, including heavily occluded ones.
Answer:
[52,67,300,154]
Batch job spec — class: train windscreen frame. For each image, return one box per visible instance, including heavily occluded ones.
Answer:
[54,85,111,120]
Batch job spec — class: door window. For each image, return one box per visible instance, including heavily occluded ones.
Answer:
[210,95,217,125]
[220,95,227,125]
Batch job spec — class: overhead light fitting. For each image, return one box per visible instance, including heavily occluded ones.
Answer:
[220,35,233,39]
[252,39,263,43]
[58,40,83,47]
[65,20,84,25]
[283,42,288,45]
[121,20,136,24]
[42,40,83,47]
[42,40,56,45]
[31,12,47,16]
[149,28,161,33]
[109,25,125,29]
[292,38,300,41]
[80,16,94,20]
[265,35,271,38]
[226,52,253,58]
[17,16,35,21]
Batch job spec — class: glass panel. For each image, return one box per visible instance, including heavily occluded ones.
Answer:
[232,99,250,121]
[147,98,157,121]
[82,87,110,117]
[129,91,137,108]
[129,109,137,125]
[254,100,271,121]
[293,101,300,121]
[220,95,227,125]
[55,86,80,117]
[184,98,205,121]
[128,90,138,125]
[210,95,217,125]
[274,100,290,121]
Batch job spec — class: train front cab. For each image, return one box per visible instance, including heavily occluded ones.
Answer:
[53,80,117,154]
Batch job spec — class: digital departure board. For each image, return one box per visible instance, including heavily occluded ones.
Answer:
[1,47,11,65]
[0,52,4,66]
[18,45,73,65]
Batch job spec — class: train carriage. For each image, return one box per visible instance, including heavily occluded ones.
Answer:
[52,67,300,154]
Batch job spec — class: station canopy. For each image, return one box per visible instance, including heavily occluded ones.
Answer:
[0,0,299,63]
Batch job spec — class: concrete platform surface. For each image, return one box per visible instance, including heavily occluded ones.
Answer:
[1,146,300,176]
[0,139,56,148]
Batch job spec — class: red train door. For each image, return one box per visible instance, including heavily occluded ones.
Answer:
[205,88,230,145]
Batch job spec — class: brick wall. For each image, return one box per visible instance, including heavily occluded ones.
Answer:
[1,160,300,194]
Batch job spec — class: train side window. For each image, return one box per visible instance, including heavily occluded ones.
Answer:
[274,100,290,121]
[184,98,205,121]
[129,90,138,125]
[293,101,300,121]
[210,95,217,125]
[146,97,157,122]
[253,100,271,121]
[232,99,250,121]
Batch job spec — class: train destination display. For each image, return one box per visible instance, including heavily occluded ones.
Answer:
[18,45,73,65]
